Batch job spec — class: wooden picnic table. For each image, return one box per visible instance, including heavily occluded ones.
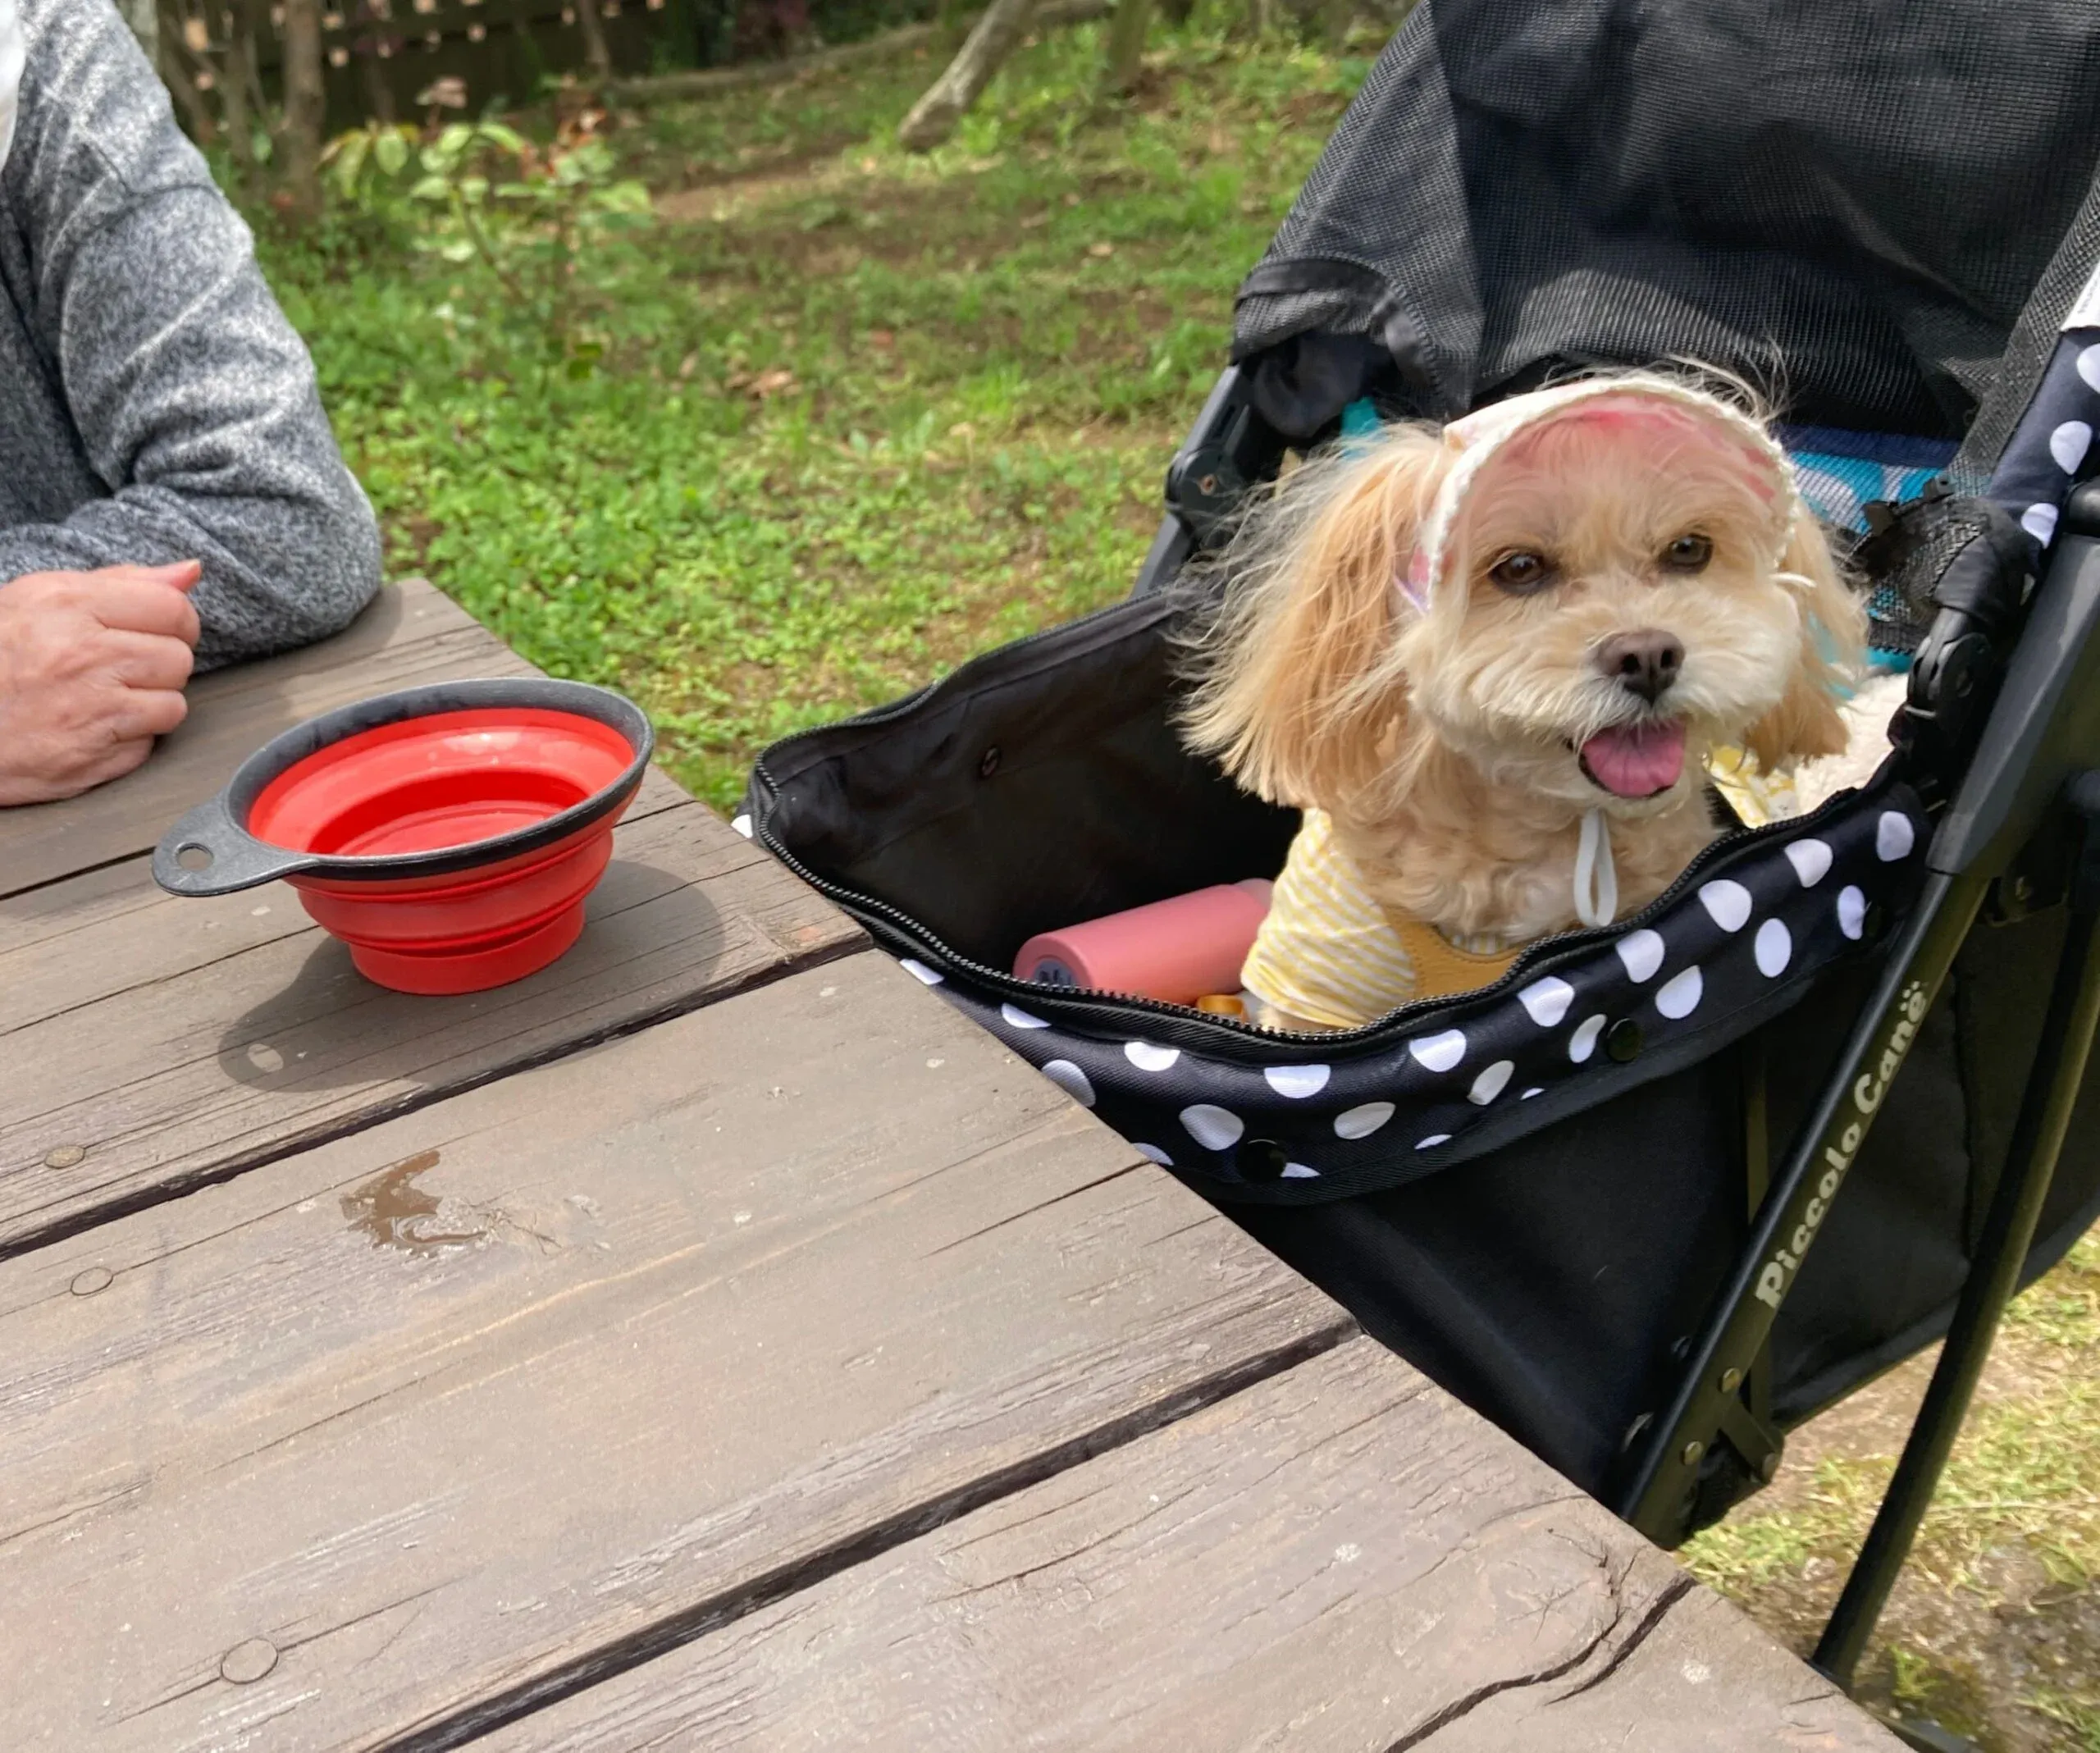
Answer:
[0,581,1902,1751]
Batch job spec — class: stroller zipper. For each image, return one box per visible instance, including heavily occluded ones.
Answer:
[748,752,1890,1061]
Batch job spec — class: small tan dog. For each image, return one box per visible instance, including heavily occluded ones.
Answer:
[1183,374,1865,1033]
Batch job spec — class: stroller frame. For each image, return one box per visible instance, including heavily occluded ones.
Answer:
[1138,365,2100,1725]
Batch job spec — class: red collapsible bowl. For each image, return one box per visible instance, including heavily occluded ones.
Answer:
[153,680,654,995]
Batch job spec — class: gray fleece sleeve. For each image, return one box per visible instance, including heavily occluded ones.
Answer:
[0,0,381,670]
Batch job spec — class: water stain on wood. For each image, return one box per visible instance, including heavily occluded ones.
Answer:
[342,1150,492,1253]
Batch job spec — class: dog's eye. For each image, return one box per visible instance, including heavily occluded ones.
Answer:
[1662,533,1714,573]
[1488,550,1555,594]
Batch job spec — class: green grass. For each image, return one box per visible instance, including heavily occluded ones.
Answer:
[1683,1232,2100,1747]
[264,17,1368,806]
[1685,1234,2100,1596]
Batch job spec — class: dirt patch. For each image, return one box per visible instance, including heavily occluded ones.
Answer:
[1694,1267,2100,1751]
[655,146,865,221]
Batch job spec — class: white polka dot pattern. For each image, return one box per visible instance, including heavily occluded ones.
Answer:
[1616,929,1664,983]
[1180,1104,1244,1150]
[1042,1060,1094,1106]
[1335,1102,1395,1139]
[1698,880,1752,933]
[1266,1064,1332,1098]
[1786,839,1833,887]
[1655,966,1703,1020]
[1408,1029,1468,1073]
[938,778,1929,1198]
[1468,1060,1514,1104]
[1518,975,1574,1026]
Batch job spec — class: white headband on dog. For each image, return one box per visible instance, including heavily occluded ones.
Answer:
[1391,377,1803,928]
[1397,376,1800,614]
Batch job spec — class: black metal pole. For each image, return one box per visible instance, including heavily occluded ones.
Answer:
[1615,866,1988,1538]
[1815,794,2100,1685]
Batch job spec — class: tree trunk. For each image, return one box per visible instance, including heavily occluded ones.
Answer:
[359,51,396,125]
[354,0,396,121]
[158,30,219,146]
[278,0,326,219]
[1157,0,1192,23]
[897,0,1038,153]
[217,2,257,175]
[119,0,160,63]
[1100,0,1151,94]
[575,0,614,80]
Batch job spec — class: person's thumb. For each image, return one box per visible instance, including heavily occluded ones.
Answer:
[152,559,204,592]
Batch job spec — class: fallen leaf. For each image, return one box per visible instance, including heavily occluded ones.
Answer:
[1088,241,1114,258]
[751,367,797,397]
[678,351,699,379]
[868,329,895,349]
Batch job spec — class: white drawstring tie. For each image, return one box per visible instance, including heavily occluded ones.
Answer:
[1574,807,1618,929]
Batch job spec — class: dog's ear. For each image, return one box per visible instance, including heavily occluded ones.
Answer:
[1743,514,1867,770]
[1182,428,1444,806]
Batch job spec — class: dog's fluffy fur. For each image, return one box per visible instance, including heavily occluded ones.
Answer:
[1182,376,1866,1030]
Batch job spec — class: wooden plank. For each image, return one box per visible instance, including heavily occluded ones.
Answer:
[0,796,860,1257]
[0,953,1349,1752]
[476,1338,1902,1753]
[0,580,523,899]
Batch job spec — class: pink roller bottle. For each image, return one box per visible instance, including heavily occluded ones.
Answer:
[1012,879,1275,1004]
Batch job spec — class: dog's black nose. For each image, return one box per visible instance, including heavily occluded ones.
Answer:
[1596,630,1684,703]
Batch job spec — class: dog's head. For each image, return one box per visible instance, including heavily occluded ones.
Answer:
[1185,376,1864,819]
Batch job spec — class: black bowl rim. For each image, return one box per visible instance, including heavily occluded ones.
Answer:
[153,678,655,897]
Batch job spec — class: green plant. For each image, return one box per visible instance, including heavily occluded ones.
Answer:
[322,108,652,358]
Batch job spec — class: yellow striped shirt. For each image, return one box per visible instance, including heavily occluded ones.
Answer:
[1240,810,1518,1030]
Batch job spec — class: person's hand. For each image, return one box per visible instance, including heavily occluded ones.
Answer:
[0,561,203,806]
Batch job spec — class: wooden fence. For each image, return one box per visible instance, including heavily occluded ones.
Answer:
[163,0,704,135]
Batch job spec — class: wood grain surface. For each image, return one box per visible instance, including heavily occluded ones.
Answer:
[472,1335,1899,1753]
[0,952,1349,1752]
[0,795,861,1258]
[0,581,523,900]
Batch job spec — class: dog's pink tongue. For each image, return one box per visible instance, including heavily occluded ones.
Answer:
[1581,719,1688,797]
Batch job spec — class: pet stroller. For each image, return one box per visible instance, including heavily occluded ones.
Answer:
[743,0,2100,1723]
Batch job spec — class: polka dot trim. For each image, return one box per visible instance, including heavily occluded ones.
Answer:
[924,775,1928,1198]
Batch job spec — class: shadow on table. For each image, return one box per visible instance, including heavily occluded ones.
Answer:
[214,859,726,1094]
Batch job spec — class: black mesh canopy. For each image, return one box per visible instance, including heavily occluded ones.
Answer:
[1236,0,2100,449]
